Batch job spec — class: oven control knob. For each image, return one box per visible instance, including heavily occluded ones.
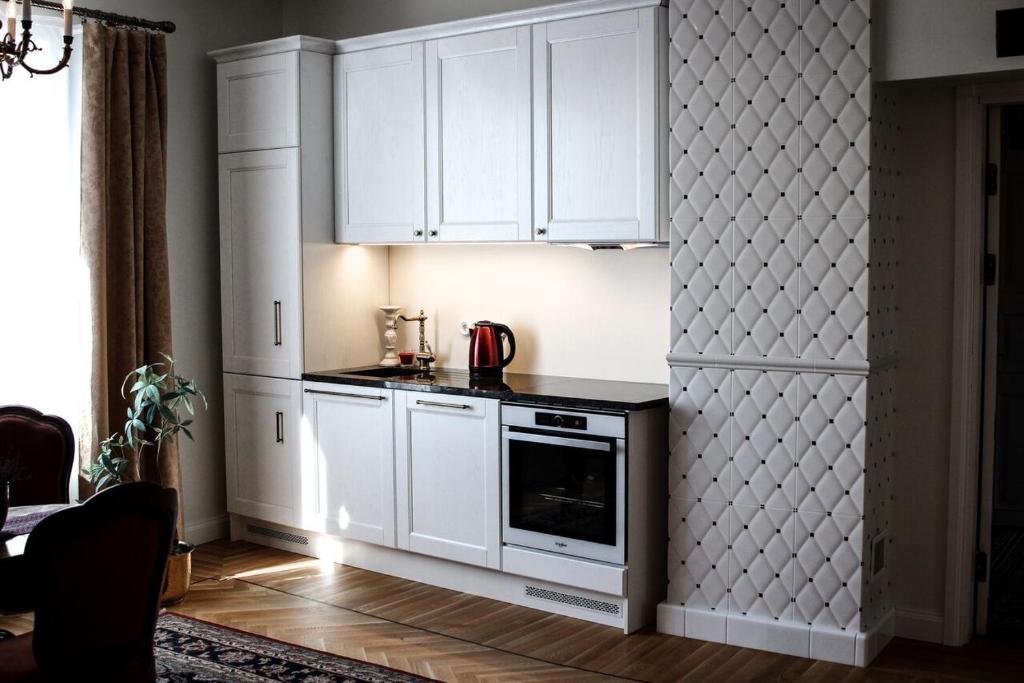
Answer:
[553,415,564,428]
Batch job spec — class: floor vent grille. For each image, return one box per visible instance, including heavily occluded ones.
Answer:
[524,585,620,615]
[247,524,309,546]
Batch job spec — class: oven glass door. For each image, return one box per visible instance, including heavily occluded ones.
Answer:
[503,428,624,563]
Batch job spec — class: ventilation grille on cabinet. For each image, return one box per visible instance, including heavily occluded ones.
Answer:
[524,585,620,615]
[247,524,310,546]
[871,533,887,578]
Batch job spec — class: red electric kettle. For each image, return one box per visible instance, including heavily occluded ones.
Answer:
[468,321,516,377]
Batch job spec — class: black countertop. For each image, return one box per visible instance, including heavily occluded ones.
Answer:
[302,366,668,412]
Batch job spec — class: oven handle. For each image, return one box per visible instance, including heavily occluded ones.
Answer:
[503,427,615,452]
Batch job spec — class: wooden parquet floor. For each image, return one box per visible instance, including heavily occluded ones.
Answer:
[4,538,1024,681]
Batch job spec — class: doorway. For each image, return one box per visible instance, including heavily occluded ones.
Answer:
[978,104,1024,637]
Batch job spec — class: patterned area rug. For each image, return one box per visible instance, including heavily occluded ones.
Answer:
[156,614,434,682]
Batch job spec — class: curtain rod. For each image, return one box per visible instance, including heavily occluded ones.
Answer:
[14,0,176,34]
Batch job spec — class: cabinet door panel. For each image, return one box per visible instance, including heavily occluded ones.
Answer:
[426,27,532,242]
[395,393,500,568]
[219,149,303,379]
[302,383,396,546]
[534,9,657,243]
[336,43,426,244]
[217,52,299,153]
[224,374,302,527]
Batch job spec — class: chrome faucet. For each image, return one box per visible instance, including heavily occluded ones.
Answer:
[399,309,435,371]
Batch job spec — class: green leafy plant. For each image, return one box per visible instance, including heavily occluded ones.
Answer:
[89,354,207,491]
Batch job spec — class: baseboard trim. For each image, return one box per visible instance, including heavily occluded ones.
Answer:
[895,607,944,644]
[185,514,229,545]
[657,603,896,667]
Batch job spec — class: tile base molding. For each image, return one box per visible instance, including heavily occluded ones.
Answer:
[184,514,230,545]
[656,603,896,667]
[666,352,873,377]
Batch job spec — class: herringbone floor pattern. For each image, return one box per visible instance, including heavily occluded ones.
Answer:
[4,539,1023,681]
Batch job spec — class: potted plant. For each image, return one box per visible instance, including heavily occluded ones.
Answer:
[89,354,207,604]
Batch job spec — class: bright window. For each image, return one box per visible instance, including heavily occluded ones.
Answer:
[0,19,84,487]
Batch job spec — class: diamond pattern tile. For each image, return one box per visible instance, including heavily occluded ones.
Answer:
[733,221,799,357]
[798,217,869,361]
[669,367,732,502]
[667,0,886,649]
[729,504,796,621]
[671,219,733,355]
[795,373,866,516]
[667,496,731,611]
[794,511,863,631]
[730,370,799,509]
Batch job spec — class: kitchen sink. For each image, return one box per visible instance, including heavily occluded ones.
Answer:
[342,366,424,378]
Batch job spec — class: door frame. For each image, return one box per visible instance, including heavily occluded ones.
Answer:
[947,80,1024,646]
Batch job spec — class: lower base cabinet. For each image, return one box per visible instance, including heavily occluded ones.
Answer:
[302,382,396,546]
[223,373,303,527]
[394,391,501,569]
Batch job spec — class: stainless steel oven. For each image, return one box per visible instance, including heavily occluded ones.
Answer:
[501,404,625,565]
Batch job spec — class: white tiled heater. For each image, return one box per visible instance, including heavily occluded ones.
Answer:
[658,0,898,667]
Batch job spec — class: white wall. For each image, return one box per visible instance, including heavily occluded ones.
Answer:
[388,245,669,384]
[88,0,284,540]
[892,82,958,637]
[875,0,1024,81]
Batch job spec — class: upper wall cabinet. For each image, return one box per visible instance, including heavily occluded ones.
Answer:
[533,7,667,243]
[329,0,667,245]
[217,52,300,153]
[336,44,427,244]
[425,28,532,243]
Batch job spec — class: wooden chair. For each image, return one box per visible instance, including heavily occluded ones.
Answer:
[0,482,178,682]
[0,406,74,506]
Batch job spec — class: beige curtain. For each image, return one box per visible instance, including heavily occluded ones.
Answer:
[79,23,181,534]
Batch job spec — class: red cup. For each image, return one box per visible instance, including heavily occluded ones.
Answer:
[399,351,415,365]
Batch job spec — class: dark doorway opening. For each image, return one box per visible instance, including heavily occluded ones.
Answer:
[985,104,1024,637]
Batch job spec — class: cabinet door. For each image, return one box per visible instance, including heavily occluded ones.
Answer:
[302,383,396,546]
[217,52,299,153]
[534,8,658,243]
[223,374,302,527]
[425,28,532,242]
[219,148,303,379]
[395,392,501,568]
[336,43,426,244]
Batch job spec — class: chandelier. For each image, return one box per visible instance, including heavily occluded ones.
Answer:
[1,0,76,80]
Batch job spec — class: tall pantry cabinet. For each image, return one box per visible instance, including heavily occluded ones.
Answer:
[211,37,388,529]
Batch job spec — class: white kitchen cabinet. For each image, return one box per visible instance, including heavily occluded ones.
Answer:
[223,373,303,527]
[425,27,532,242]
[301,382,396,546]
[533,7,667,243]
[336,43,427,244]
[218,148,304,380]
[395,391,501,569]
[216,51,300,153]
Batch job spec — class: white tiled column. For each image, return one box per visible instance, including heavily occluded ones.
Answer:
[661,0,896,667]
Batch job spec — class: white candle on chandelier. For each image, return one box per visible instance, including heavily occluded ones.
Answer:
[63,0,74,37]
[21,0,29,23]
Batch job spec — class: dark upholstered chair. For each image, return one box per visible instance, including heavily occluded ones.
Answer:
[0,406,74,506]
[0,482,178,683]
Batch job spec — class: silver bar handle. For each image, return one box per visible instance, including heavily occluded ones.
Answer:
[275,411,284,443]
[416,399,471,410]
[304,389,387,401]
[273,300,282,347]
